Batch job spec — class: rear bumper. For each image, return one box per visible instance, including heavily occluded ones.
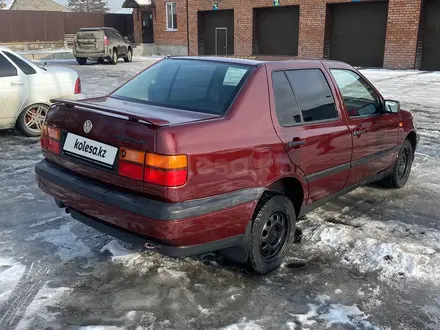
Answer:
[35,160,262,254]
[74,51,109,59]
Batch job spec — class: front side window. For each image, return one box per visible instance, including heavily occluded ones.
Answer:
[111,59,252,115]
[331,69,381,117]
[272,71,302,126]
[285,69,339,123]
[166,2,177,30]
[0,53,18,78]
[4,51,36,75]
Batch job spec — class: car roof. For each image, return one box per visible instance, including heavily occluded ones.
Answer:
[78,27,116,31]
[169,55,345,66]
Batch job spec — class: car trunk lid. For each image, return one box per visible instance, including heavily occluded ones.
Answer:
[44,97,220,196]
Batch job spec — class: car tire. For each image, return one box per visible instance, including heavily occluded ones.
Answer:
[16,104,49,137]
[97,58,105,64]
[248,194,295,275]
[77,58,87,65]
[382,139,414,188]
[124,49,133,63]
[110,50,118,65]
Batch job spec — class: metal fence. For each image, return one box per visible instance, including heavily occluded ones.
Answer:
[0,11,134,43]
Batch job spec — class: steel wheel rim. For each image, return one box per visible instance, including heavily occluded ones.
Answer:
[24,105,48,133]
[128,51,132,61]
[260,211,289,262]
[397,147,410,179]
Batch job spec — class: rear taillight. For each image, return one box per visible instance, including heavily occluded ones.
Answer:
[104,36,110,46]
[118,148,145,181]
[144,154,188,186]
[41,124,60,154]
[118,148,188,187]
[74,77,81,95]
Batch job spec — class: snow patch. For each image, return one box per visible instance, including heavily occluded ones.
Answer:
[100,240,135,258]
[78,326,122,330]
[222,318,263,330]
[0,257,26,305]
[29,216,63,228]
[15,283,71,330]
[25,222,92,261]
[287,297,383,330]
[287,304,318,327]
[319,304,382,330]
[303,212,440,285]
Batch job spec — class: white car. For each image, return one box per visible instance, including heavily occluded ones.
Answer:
[0,47,84,137]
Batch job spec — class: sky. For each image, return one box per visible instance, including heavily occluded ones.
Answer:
[55,0,130,13]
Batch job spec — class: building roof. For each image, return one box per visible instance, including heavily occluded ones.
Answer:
[122,0,153,8]
[7,0,70,12]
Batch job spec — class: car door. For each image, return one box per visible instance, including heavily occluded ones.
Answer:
[116,31,128,56]
[328,68,399,187]
[0,52,29,128]
[269,62,352,205]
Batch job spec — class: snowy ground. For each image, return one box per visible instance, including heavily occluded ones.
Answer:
[0,58,440,330]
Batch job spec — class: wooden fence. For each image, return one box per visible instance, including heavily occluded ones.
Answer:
[0,11,134,43]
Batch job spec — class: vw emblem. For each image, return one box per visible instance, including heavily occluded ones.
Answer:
[83,120,93,134]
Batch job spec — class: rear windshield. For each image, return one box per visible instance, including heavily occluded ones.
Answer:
[111,59,253,115]
[77,30,102,39]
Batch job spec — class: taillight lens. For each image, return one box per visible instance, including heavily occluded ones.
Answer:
[117,148,188,187]
[41,124,60,154]
[119,162,144,181]
[144,153,188,187]
[144,167,188,187]
[104,36,110,46]
[118,148,145,181]
[74,77,81,94]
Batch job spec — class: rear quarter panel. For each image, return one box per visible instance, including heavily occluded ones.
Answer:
[155,65,308,202]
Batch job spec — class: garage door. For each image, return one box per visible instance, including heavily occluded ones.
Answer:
[329,2,388,67]
[253,6,299,56]
[198,10,234,56]
[421,0,440,70]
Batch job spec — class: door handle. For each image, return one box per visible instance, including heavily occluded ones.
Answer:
[353,130,366,137]
[11,81,24,87]
[288,138,306,149]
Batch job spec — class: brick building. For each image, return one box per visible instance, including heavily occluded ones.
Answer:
[125,0,440,70]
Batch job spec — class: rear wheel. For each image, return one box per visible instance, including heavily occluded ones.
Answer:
[110,50,118,65]
[77,58,87,65]
[124,48,133,63]
[16,104,49,137]
[248,194,295,274]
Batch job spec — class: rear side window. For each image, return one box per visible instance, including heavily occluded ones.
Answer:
[111,59,253,115]
[285,69,339,123]
[106,30,118,40]
[0,53,17,77]
[272,71,302,126]
[4,51,36,75]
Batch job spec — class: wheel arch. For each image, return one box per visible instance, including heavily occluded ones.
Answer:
[264,176,305,218]
[406,131,417,155]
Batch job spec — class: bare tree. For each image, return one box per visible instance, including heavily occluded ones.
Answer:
[68,0,109,13]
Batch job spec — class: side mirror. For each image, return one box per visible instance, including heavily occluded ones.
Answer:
[124,36,129,41]
[384,100,400,114]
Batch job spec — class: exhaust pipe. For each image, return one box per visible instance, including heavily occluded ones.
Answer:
[144,242,159,250]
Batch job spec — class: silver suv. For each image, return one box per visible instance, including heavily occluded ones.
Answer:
[73,27,133,65]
